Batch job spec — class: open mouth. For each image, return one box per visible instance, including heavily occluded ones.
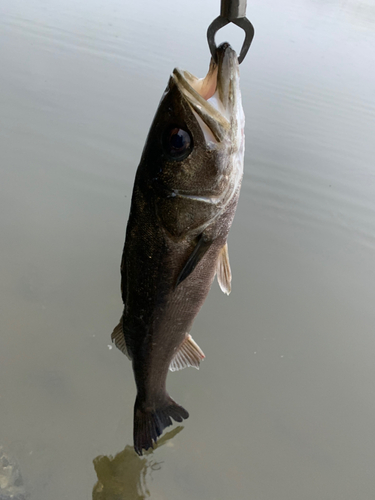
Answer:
[172,43,239,143]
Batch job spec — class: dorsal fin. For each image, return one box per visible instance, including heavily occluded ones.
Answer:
[175,234,212,288]
[216,243,232,295]
[169,335,205,372]
[111,318,132,360]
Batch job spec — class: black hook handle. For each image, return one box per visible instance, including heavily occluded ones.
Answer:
[207,0,255,64]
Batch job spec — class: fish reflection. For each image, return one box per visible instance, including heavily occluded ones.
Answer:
[92,427,183,500]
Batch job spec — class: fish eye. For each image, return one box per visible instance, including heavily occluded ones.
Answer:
[163,126,193,161]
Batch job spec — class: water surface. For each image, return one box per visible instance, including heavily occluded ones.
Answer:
[1,0,375,498]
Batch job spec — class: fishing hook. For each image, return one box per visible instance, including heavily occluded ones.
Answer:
[207,0,255,64]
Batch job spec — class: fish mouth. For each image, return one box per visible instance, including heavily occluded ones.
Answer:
[172,43,240,143]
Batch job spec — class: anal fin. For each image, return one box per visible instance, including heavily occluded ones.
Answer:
[216,242,232,295]
[111,318,131,360]
[169,334,205,372]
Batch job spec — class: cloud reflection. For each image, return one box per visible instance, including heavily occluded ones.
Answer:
[92,427,183,500]
[341,0,375,29]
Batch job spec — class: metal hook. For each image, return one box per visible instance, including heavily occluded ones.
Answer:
[207,0,255,64]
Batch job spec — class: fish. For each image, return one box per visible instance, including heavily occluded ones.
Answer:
[112,42,245,455]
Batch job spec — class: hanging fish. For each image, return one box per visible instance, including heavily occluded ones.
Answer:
[112,42,245,455]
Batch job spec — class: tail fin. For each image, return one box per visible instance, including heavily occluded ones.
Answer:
[133,395,189,455]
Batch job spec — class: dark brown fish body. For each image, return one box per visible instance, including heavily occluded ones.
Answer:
[112,43,245,454]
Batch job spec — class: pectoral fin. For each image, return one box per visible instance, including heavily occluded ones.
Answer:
[216,243,232,295]
[111,318,132,360]
[169,334,205,372]
[175,234,212,288]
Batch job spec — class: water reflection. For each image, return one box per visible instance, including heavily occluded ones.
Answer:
[0,448,26,500]
[1,0,375,497]
[92,427,183,500]
[341,0,375,29]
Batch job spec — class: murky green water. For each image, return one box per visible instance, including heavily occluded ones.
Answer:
[1,0,375,498]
